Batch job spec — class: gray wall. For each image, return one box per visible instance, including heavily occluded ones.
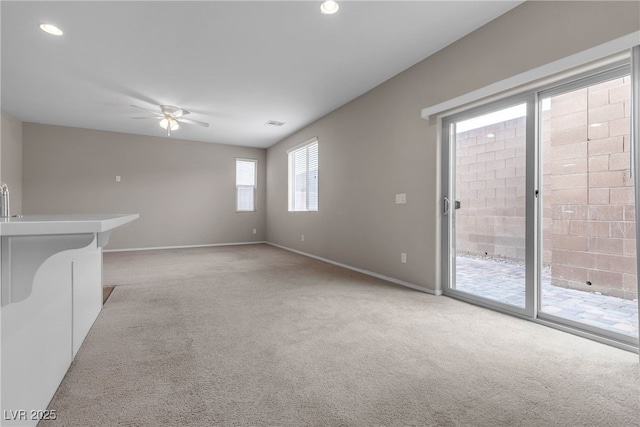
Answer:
[265,1,640,293]
[1,109,23,214]
[23,124,266,250]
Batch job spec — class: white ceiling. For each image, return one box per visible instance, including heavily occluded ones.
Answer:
[1,1,523,149]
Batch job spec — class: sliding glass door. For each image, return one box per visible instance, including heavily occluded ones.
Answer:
[443,96,535,317]
[442,60,639,348]
[538,69,638,343]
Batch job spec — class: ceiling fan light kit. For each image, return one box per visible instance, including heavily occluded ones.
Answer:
[131,104,209,137]
[159,117,180,131]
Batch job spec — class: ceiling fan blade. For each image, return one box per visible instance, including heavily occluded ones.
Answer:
[177,118,209,127]
[130,105,163,116]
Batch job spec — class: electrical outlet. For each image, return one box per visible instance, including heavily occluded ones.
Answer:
[401,253,407,263]
[395,193,406,204]
[115,175,121,182]
[252,229,257,234]
[301,234,305,242]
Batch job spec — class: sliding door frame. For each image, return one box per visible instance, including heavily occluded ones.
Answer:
[441,92,537,319]
[441,54,640,351]
[535,64,637,348]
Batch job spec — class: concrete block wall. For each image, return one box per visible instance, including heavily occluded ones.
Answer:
[455,117,527,261]
[543,76,636,300]
[455,76,637,301]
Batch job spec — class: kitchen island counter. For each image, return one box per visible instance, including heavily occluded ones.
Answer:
[1,213,138,426]
[0,213,139,236]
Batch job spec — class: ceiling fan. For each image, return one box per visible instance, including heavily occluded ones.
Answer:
[131,105,209,136]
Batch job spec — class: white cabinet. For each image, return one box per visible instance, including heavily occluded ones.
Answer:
[72,246,102,357]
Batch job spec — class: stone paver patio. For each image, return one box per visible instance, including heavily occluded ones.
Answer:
[455,256,638,338]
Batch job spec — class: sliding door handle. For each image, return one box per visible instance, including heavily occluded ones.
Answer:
[443,196,450,215]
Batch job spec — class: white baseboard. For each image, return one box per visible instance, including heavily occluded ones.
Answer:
[267,242,441,296]
[103,241,267,253]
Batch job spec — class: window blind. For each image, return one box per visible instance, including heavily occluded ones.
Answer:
[236,159,256,211]
[288,140,318,211]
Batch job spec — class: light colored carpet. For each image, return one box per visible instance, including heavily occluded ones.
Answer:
[41,244,639,426]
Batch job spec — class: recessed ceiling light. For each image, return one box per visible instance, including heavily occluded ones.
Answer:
[320,1,339,15]
[265,120,285,127]
[590,123,602,127]
[487,133,495,138]
[39,23,63,36]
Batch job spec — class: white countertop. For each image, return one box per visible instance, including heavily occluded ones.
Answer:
[0,214,139,237]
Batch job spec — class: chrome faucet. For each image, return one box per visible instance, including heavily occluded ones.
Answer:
[0,182,10,218]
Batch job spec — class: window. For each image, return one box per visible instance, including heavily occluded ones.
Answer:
[288,138,318,211]
[236,159,257,212]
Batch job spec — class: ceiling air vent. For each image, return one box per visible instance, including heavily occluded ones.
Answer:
[265,120,285,127]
